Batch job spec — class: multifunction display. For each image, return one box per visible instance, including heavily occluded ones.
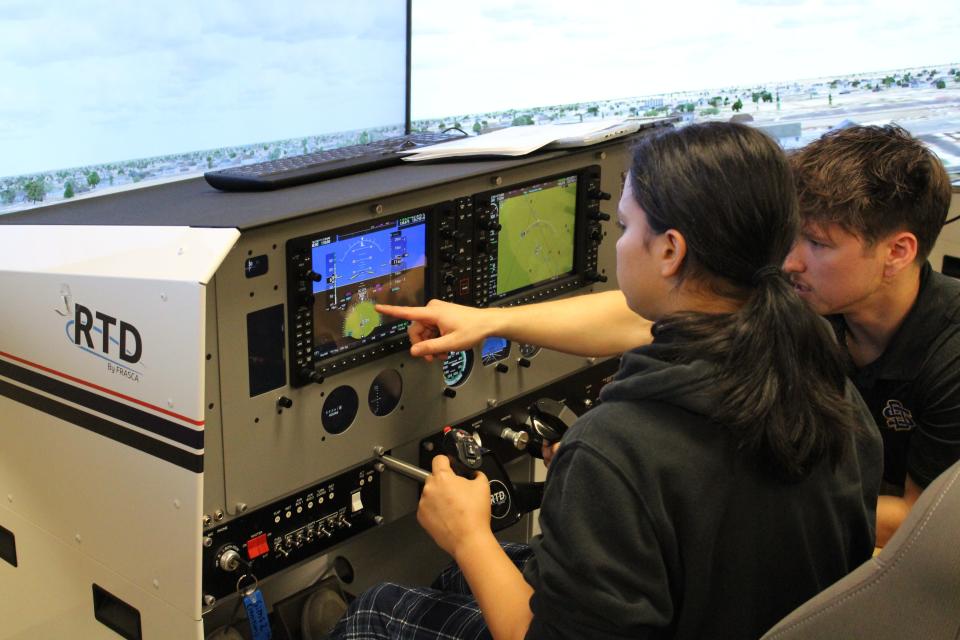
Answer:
[287,165,609,385]
[485,176,577,301]
[310,213,426,361]
[287,209,431,385]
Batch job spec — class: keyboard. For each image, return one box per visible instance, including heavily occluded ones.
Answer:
[204,131,465,192]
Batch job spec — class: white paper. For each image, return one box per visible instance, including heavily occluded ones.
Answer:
[400,119,639,161]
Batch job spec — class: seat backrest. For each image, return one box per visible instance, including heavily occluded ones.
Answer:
[761,458,960,640]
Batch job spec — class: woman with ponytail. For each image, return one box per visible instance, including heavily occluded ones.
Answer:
[330,123,882,640]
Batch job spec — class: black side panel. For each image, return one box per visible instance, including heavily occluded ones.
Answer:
[92,584,142,640]
[247,304,287,397]
[0,523,16,567]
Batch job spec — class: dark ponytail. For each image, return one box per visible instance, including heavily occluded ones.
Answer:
[631,123,860,479]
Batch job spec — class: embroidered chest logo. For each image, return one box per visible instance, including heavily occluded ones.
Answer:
[882,399,916,431]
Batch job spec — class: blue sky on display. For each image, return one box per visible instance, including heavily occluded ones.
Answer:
[0,1,406,177]
[412,0,959,116]
[0,0,956,177]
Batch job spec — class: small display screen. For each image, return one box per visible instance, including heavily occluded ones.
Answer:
[481,336,511,366]
[310,212,427,361]
[488,175,577,300]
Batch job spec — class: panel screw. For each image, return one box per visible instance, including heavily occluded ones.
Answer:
[214,510,224,521]
[204,595,216,607]
[236,503,248,514]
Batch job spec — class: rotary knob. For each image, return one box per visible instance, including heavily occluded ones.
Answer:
[216,547,242,572]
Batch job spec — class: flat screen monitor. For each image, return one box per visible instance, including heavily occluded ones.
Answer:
[309,212,427,362]
[0,1,410,215]
[486,175,578,301]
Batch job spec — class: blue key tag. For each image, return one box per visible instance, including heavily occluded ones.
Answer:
[238,574,272,640]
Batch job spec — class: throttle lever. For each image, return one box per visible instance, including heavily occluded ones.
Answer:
[373,446,431,482]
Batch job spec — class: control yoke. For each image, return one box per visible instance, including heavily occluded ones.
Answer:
[524,398,578,459]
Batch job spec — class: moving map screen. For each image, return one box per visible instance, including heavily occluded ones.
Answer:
[488,176,577,300]
[310,212,427,361]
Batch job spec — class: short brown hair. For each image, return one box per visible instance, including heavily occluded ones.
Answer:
[790,125,951,260]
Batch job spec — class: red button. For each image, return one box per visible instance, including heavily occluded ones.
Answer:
[247,534,269,559]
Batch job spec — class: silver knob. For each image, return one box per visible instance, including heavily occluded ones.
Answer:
[502,427,530,451]
[217,548,241,572]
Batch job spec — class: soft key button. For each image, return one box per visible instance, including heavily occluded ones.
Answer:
[247,533,269,559]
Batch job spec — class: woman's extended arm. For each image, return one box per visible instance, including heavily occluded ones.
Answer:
[377,290,651,361]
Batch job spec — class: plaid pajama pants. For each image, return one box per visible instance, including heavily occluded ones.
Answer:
[327,543,534,640]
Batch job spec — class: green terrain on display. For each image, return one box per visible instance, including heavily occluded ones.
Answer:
[496,183,576,294]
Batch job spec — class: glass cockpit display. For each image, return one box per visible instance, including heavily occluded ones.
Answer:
[310,213,427,361]
[481,336,511,366]
[486,175,577,301]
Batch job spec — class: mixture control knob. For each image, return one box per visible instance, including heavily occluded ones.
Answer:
[480,419,530,451]
[217,547,242,573]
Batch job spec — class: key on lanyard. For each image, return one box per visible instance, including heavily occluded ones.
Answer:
[237,574,271,640]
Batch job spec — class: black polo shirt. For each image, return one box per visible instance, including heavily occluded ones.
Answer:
[829,262,960,489]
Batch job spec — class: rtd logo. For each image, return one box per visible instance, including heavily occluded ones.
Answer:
[488,479,512,520]
[74,303,143,364]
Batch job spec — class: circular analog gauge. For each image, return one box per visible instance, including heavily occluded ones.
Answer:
[518,343,541,359]
[321,385,359,434]
[481,336,511,366]
[368,369,403,416]
[442,349,474,387]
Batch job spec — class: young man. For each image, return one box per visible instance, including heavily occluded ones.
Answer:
[784,124,958,546]
[379,124,956,546]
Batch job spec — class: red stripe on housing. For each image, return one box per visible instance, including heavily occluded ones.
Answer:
[0,350,204,427]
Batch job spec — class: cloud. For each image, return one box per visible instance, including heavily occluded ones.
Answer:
[738,0,807,5]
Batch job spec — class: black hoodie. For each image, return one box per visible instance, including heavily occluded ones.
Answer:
[523,344,882,640]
